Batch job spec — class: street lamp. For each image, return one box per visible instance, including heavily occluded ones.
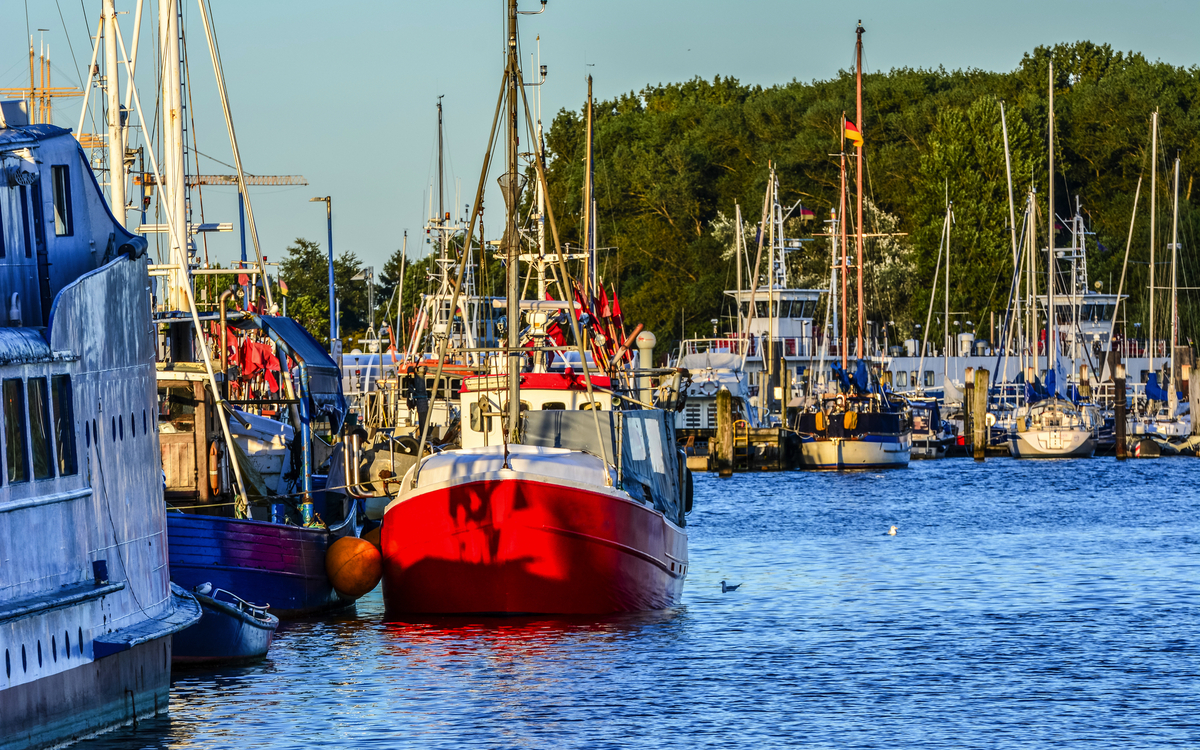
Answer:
[310,196,337,349]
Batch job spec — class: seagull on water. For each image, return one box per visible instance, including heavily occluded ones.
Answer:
[885,525,898,536]
[721,580,741,593]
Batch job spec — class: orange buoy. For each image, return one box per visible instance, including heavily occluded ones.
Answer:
[325,536,382,599]
[362,526,382,554]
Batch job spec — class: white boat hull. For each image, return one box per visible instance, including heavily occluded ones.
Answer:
[1009,428,1096,458]
[798,435,911,470]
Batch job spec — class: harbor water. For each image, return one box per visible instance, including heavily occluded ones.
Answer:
[82,459,1197,748]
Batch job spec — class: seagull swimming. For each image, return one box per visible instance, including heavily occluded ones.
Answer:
[886,525,898,536]
[721,580,741,593]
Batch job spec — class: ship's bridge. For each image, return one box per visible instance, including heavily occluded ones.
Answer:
[726,288,825,356]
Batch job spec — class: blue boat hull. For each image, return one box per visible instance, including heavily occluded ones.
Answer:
[167,513,355,618]
[173,591,279,666]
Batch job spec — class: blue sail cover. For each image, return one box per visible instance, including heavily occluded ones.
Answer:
[1144,373,1181,402]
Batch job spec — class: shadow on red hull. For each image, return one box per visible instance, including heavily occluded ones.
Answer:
[382,478,688,615]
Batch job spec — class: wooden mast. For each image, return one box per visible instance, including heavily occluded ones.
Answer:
[1047,61,1057,382]
[854,21,865,360]
[839,140,849,370]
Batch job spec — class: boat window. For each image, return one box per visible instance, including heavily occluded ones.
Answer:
[910,371,918,388]
[755,301,769,318]
[159,386,195,432]
[579,401,603,411]
[923,371,935,388]
[778,300,792,318]
[1080,304,1094,322]
[895,371,909,388]
[541,402,566,410]
[4,379,28,483]
[18,185,32,258]
[52,165,73,237]
[739,302,750,320]
[27,378,53,480]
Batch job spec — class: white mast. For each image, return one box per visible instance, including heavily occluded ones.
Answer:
[160,0,187,307]
[103,0,125,227]
[1168,155,1180,416]
[1148,110,1158,377]
[1047,61,1057,384]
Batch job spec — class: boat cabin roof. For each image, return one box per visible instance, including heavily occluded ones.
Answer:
[460,371,612,393]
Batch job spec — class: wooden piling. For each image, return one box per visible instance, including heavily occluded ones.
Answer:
[973,368,988,461]
[963,367,975,458]
[1115,364,1127,460]
[715,388,733,478]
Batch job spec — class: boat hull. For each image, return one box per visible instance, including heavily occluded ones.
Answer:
[1009,429,1096,458]
[798,434,911,470]
[172,592,279,666]
[168,513,354,618]
[381,476,688,615]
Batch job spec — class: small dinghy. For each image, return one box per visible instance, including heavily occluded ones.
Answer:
[173,585,280,667]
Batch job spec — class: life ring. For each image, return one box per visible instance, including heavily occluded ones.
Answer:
[700,380,720,397]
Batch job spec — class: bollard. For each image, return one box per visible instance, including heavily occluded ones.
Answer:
[973,368,989,461]
[1115,364,1127,460]
[715,388,733,478]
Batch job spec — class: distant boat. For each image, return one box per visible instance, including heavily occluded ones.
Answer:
[172,586,278,667]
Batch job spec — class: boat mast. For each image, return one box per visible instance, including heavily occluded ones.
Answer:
[504,0,521,440]
[854,21,865,360]
[103,0,125,228]
[735,202,744,340]
[944,181,951,382]
[1047,61,1057,384]
[160,0,186,308]
[839,143,849,370]
[1169,154,1180,415]
[1000,101,1019,364]
[1148,110,1158,376]
[583,75,594,304]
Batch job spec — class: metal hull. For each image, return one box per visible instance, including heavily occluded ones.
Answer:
[381,477,688,615]
[1009,429,1096,458]
[168,513,354,618]
[798,434,912,470]
[173,592,278,666]
[1,636,172,750]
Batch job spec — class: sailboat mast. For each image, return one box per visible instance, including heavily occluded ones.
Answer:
[839,146,849,369]
[735,202,744,340]
[1149,110,1158,375]
[854,21,865,360]
[160,0,186,308]
[583,75,594,303]
[1047,61,1057,379]
[1169,155,1180,396]
[437,96,445,238]
[103,0,125,228]
[504,0,521,439]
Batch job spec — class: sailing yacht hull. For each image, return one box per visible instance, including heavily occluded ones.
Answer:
[381,474,688,615]
[798,434,911,470]
[1008,429,1096,458]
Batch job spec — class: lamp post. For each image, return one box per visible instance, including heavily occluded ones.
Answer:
[310,196,337,349]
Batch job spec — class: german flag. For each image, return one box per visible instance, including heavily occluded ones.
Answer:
[844,120,864,148]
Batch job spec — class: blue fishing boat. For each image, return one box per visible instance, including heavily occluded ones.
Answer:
[0,107,200,748]
[173,585,278,666]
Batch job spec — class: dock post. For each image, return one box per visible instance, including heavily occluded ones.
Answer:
[973,368,988,461]
[963,367,975,458]
[1115,364,1127,460]
[715,388,733,478]
[1186,365,1198,438]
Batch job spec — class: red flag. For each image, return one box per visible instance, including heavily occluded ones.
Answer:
[238,273,250,287]
[599,285,612,319]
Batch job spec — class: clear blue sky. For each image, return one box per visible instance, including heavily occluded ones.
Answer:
[3,0,1198,274]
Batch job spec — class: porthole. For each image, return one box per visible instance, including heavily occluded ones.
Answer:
[143,409,147,434]
[85,420,90,447]
[92,419,97,446]
[78,627,83,656]
[4,649,9,677]
[52,635,57,662]
[21,645,27,672]
[119,417,123,440]
[64,630,70,659]
[130,413,135,438]
[37,640,42,667]
[111,417,116,441]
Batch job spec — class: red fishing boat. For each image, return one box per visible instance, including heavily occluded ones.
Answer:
[381,372,691,614]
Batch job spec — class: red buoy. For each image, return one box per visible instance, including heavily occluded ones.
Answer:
[325,536,382,599]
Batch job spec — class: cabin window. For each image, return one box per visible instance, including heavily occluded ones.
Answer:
[579,401,603,411]
[52,376,77,476]
[4,379,28,483]
[778,300,792,318]
[27,378,53,479]
[468,402,492,433]
[541,402,566,410]
[755,301,769,318]
[895,371,909,388]
[18,185,32,258]
[923,371,935,388]
[52,166,73,237]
